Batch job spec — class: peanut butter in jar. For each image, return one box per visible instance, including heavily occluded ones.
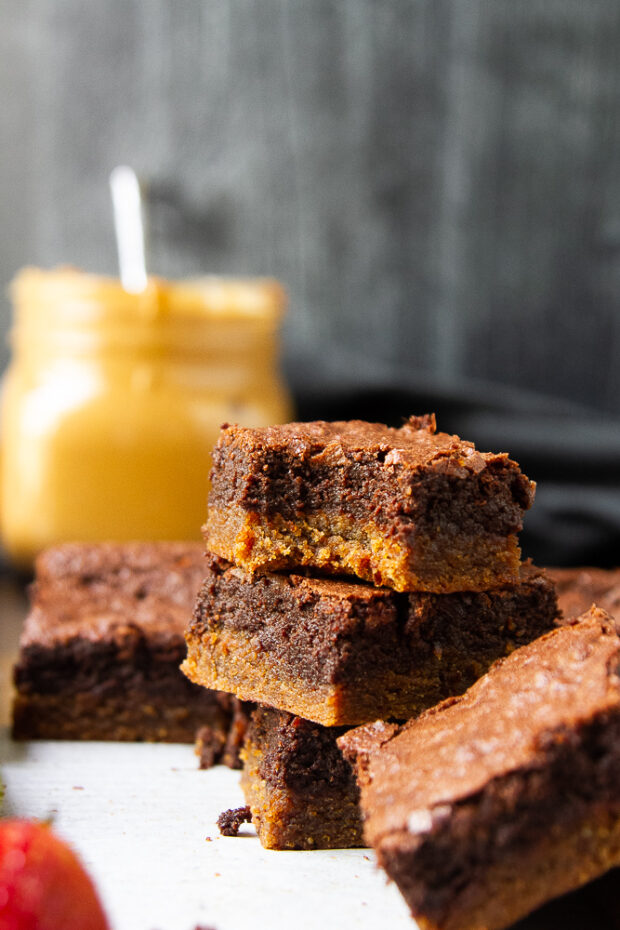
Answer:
[1,267,293,568]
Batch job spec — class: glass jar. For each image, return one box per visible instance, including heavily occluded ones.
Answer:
[1,267,293,568]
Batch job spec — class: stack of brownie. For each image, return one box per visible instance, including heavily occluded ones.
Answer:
[183,414,559,849]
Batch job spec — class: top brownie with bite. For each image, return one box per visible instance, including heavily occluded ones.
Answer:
[205,414,535,592]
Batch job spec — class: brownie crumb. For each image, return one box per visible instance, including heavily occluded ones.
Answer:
[217,806,252,837]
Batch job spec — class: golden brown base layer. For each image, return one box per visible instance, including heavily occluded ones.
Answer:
[383,805,620,930]
[206,505,521,593]
[241,739,364,850]
[183,627,498,727]
[12,689,225,744]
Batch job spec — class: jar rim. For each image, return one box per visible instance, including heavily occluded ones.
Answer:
[11,266,287,323]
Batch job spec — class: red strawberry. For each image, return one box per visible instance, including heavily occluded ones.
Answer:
[0,819,110,930]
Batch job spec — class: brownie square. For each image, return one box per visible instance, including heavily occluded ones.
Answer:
[339,608,620,930]
[205,415,535,593]
[182,555,558,727]
[12,542,232,746]
[240,705,363,850]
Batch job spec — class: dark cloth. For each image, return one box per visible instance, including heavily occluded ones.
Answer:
[294,376,620,569]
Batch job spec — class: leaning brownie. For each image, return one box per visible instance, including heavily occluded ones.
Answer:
[339,608,620,930]
[205,415,535,593]
[548,566,620,623]
[183,555,558,727]
[240,705,363,850]
[12,542,232,744]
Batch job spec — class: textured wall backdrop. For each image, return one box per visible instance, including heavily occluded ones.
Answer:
[2,0,620,413]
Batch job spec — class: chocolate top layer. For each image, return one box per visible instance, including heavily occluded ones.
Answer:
[340,608,620,841]
[208,415,535,544]
[549,566,620,623]
[22,542,206,648]
[214,415,532,484]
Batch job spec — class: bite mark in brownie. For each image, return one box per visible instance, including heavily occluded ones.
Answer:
[205,415,535,593]
[240,705,363,850]
[182,555,558,726]
[12,542,231,744]
[339,608,620,930]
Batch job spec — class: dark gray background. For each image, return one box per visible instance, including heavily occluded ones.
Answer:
[3,0,620,416]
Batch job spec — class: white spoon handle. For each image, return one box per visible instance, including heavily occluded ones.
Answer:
[109,165,148,293]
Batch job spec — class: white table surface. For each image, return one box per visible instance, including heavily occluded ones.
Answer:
[0,577,415,930]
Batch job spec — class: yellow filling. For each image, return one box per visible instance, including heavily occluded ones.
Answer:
[206,504,521,593]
